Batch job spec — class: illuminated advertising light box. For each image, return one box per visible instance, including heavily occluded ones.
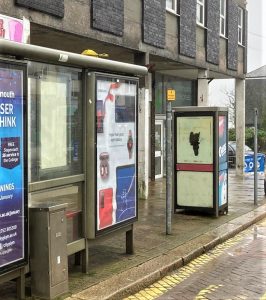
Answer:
[87,73,138,237]
[173,107,228,217]
[0,61,28,275]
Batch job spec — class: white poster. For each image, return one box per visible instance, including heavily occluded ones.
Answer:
[96,77,137,231]
[177,171,213,208]
[40,79,67,169]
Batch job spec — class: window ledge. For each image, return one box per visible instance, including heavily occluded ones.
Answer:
[197,23,207,30]
[238,43,245,48]
[166,8,180,17]
[220,34,228,40]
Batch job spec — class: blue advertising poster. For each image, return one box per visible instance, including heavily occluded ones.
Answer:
[218,115,228,207]
[218,116,227,169]
[244,153,265,173]
[0,64,25,272]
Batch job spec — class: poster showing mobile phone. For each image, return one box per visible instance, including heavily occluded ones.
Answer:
[96,75,137,232]
[0,62,27,274]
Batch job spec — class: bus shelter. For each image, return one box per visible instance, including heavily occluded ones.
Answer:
[0,38,147,298]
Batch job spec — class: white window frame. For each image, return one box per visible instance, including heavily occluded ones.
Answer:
[238,7,243,45]
[197,0,205,27]
[220,0,227,37]
[166,0,177,14]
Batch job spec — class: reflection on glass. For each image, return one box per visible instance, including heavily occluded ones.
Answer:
[155,124,162,152]
[155,157,162,176]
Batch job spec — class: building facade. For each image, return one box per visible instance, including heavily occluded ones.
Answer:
[246,65,266,128]
[1,0,248,196]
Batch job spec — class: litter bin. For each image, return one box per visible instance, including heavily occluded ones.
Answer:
[29,203,68,299]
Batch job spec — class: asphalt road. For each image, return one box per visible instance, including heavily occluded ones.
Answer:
[125,217,266,300]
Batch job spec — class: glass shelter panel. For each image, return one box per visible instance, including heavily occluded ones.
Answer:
[96,75,137,232]
[28,62,83,182]
[28,62,83,244]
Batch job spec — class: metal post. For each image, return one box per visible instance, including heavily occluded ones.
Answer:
[166,101,172,235]
[254,108,258,206]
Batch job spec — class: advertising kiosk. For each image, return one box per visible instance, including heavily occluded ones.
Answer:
[173,107,228,217]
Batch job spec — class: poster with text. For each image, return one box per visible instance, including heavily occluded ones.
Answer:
[96,76,137,231]
[0,63,26,273]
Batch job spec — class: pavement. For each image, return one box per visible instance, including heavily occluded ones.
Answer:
[1,170,266,300]
[64,170,266,300]
[128,217,266,299]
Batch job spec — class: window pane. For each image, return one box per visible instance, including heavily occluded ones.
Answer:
[197,4,201,23]
[221,0,225,16]
[220,18,225,35]
[166,0,174,10]
[238,9,241,25]
[155,73,164,114]
[28,62,83,182]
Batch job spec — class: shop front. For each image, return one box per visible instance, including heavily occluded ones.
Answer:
[152,73,197,179]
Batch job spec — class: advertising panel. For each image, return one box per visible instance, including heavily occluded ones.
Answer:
[218,170,227,206]
[218,116,227,167]
[244,154,265,173]
[96,76,137,231]
[0,14,30,44]
[0,62,27,274]
[177,171,213,208]
[218,115,228,207]
[176,116,213,164]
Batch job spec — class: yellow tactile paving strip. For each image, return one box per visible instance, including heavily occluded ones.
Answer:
[123,230,250,300]
[194,284,223,300]
[261,292,266,300]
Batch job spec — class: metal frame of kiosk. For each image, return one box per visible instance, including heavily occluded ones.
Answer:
[173,107,228,217]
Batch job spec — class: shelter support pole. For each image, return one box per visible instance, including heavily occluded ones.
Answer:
[126,224,134,254]
[197,69,209,106]
[235,79,245,176]
[134,52,151,199]
[16,268,25,300]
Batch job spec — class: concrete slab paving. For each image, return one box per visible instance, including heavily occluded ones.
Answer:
[63,171,266,300]
[1,170,266,299]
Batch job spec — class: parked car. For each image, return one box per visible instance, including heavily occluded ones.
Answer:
[228,141,253,168]
[228,141,265,172]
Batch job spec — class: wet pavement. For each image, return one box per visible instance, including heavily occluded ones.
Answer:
[1,171,266,299]
[127,217,266,299]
